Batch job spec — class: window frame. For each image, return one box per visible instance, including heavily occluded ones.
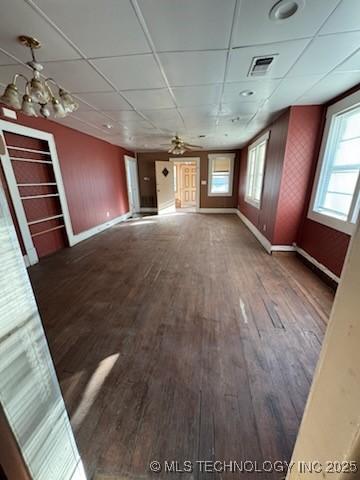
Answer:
[308,90,360,236]
[244,131,270,209]
[207,153,235,197]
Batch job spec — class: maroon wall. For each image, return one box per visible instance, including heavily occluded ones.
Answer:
[0,107,132,257]
[274,106,324,245]
[238,109,290,243]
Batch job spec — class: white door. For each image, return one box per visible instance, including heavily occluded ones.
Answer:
[155,161,176,214]
[125,156,140,213]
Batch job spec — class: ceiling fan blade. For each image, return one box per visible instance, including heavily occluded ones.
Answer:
[184,143,203,149]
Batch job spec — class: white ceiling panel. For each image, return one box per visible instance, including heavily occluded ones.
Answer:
[122,89,175,109]
[73,110,117,127]
[0,64,33,91]
[219,101,259,117]
[172,84,222,107]
[103,110,154,128]
[159,51,227,86]
[138,0,235,51]
[74,92,132,111]
[0,50,17,66]
[227,39,309,82]
[261,75,323,111]
[222,80,280,103]
[321,0,360,35]
[335,49,360,72]
[233,0,339,47]
[141,108,184,131]
[289,31,360,77]
[93,55,165,90]
[33,0,150,58]
[296,72,360,104]
[42,60,111,92]
[0,0,80,62]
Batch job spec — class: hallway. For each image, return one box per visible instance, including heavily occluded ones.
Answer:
[29,213,334,480]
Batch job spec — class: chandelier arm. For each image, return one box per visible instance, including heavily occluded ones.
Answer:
[12,73,30,86]
[44,77,62,91]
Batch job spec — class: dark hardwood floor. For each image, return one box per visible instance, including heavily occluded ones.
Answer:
[29,213,334,480]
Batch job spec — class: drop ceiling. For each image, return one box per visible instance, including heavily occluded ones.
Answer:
[0,0,360,151]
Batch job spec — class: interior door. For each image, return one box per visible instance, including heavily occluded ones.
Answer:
[181,164,196,207]
[155,161,175,214]
[125,156,140,213]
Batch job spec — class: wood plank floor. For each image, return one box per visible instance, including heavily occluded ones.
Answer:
[29,213,334,480]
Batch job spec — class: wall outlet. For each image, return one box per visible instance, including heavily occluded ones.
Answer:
[201,180,207,185]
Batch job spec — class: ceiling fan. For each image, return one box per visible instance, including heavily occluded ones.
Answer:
[161,135,202,155]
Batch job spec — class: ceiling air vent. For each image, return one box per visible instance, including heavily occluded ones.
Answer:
[248,55,277,77]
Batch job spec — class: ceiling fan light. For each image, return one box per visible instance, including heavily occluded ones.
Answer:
[21,94,37,117]
[59,89,78,112]
[52,97,67,118]
[0,83,21,110]
[29,76,49,104]
[39,103,51,118]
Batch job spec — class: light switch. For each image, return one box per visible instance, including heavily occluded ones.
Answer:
[201,180,207,185]
[2,107,17,119]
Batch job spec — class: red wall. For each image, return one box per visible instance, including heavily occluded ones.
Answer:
[274,106,323,245]
[0,107,132,257]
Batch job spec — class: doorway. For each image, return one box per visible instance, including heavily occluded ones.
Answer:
[125,155,140,214]
[155,157,200,215]
[174,161,197,212]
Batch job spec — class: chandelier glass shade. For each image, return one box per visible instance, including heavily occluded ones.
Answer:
[0,36,78,119]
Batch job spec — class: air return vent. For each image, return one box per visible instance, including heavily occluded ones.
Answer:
[248,55,278,77]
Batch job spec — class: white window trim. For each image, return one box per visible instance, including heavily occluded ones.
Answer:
[207,153,235,197]
[308,90,360,236]
[245,131,270,209]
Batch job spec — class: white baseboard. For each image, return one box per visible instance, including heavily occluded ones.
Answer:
[236,209,272,253]
[199,208,238,214]
[271,245,297,252]
[69,212,131,246]
[296,246,340,283]
[140,207,157,213]
[236,208,340,283]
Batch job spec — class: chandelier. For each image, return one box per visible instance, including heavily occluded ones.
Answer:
[0,35,78,119]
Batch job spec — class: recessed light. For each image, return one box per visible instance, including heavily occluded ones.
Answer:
[103,123,113,129]
[198,134,206,138]
[240,90,255,97]
[269,0,305,21]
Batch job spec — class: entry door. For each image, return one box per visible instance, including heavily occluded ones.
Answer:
[181,164,196,207]
[125,156,140,213]
[155,161,175,214]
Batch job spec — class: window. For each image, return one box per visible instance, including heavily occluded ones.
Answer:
[309,91,360,235]
[245,132,269,208]
[208,153,235,196]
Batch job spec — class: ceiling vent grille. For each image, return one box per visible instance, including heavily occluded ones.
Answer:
[248,55,278,77]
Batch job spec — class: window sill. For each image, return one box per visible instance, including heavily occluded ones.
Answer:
[307,210,355,236]
[244,197,261,209]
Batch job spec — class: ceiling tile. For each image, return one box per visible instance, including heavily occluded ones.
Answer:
[74,92,132,110]
[335,49,360,72]
[233,0,339,47]
[219,101,259,117]
[289,31,360,77]
[73,110,116,127]
[222,80,280,103]
[172,84,222,107]
[0,0,80,62]
[261,75,323,110]
[227,39,309,82]
[140,108,184,131]
[138,0,235,51]
[296,72,360,104]
[0,50,17,66]
[122,89,175,109]
[102,110,155,131]
[33,0,150,57]
[321,0,360,35]
[93,55,165,90]
[159,51,227,86]
[0,64,33,92]
[42,60,111,92]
